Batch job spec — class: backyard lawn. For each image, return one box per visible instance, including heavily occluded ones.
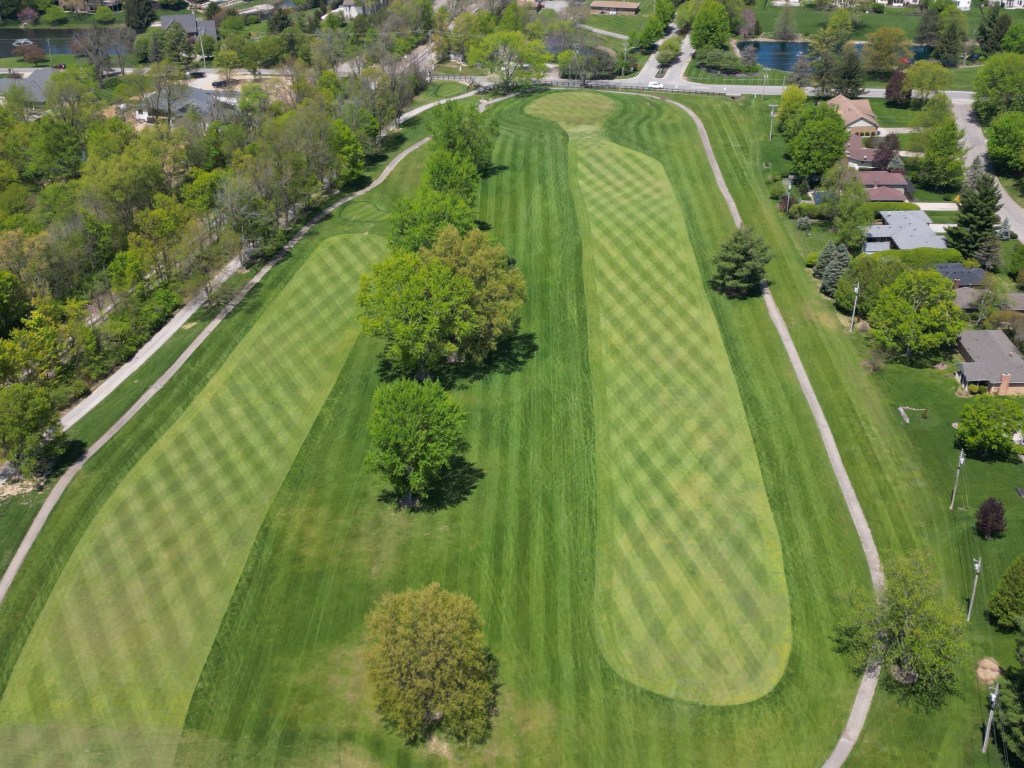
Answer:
[584,0,655,36]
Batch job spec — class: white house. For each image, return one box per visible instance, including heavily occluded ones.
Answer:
[990,0,1024,8]
[322,0,363,20]
[956,0,972,9]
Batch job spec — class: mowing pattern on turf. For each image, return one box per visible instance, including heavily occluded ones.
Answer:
[0,234,385,766]
[527,93,791,705]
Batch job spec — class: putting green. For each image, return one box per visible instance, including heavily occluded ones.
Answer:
[527,92,790,705]
[0,232,389,765]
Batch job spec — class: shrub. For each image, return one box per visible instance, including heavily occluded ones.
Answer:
[787,202,829,220]
[867,246,964,268]
[693,47,760,74]
[94,6,116,23]
[976,497,1007,539]
[990,554,1024,630]
[968,383,981,394]
[806,251,819,268]
[865,201,920,215]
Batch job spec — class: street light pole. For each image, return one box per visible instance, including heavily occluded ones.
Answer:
[762,70,768,100]
[967,558,982,622]
[848,282,860,333]
[982,682,1000,753]
[949,448,966,511]
[768,103,777,141]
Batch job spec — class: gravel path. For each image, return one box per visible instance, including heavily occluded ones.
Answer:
[664,98,885,767]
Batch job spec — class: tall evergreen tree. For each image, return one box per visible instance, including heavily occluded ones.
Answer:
[124,0,156,34]
[978,7,1011,56]
[934,8,967,68]
[821,245,851,298]
[814,241,839,279]
[946,158,1003,270]
[836,44,865,99]
[710,227,772,297]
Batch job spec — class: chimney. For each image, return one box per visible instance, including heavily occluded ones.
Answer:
[954,279,961,289]
[1000,373,1012,396]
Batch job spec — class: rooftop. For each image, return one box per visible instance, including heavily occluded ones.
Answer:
[936,262,987,287]
[956,287,1024,312]
[828,95,878,128]
[157,14,217,37]
[864,210,945,252]
[958,330,1024,385]
[866,186,907,202]
[859,170,910,188]
[846,134,877,165]
[589,1,641,7]
[0,68,54,104]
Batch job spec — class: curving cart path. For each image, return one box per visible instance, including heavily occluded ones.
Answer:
[662,98,885,768]
[0,85,484,607]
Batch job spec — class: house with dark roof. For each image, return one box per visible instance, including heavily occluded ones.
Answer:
[154,14,217,38]
[134,86,237,125]
[864,210,946,252]
[0,68,55,107]
[845,134,878,170]
[957,330,1024,395]
[866,186,908,203]
[956,287,1024,312]
[936,262,987,287]
[859,169,913,199]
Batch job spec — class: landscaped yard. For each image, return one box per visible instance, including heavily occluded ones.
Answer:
[0,91,871,766]
[683,60,788,87]
[584,0,655,36]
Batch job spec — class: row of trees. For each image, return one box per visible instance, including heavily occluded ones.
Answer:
[359,102,526,507]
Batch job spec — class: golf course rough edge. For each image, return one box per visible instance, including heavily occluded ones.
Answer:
[526,92,791,706]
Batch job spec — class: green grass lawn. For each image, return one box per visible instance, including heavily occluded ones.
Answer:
[754,5,923,38]
[170,92,865,767]
[584,0,654,36]
[410,80,469,108]
[0,91,874,766]
[868,98,920,128]
[684,60,788,86]
[680,92,1024,766]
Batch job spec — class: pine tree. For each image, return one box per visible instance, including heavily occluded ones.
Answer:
[946,158,1003,270]
[814,241,839,279]
[124,0,156,34]
[710,227,772,297]
[773,8,798,42]
[836,44,865,99]
[821,244,850,297]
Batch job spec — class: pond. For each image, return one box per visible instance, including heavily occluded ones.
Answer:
[0,28,79,58]
[736,40,932,72]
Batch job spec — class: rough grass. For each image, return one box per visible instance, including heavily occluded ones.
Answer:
[526,91,789,705]
[676,92,1024,767]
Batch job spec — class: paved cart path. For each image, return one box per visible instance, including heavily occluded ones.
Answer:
[663,98,884,768]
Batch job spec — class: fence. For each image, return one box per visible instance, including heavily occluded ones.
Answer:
[428,72,732,98]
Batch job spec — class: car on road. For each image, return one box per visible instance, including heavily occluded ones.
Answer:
[648,81,664,89]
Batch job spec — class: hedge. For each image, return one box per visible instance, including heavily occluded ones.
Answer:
[867,202,920,215]
[868,247,964,267]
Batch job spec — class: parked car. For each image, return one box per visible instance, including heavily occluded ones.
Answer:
[648,81,664,89]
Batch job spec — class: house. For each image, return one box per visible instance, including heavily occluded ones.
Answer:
[990,0,1024,8]
[956,287,1024,312]
[322,0,364,19]
[239,3,274,17]
[153,14,217,39]
[859,169,913,199]
[866,187,908,203]
[0,68,55,108]
[957,330,1024,395]
[864,210,946,252]
[879,0,919,6]
[589,0,641,14]
[134,86,237,125]
[936,262,987,287]
[956,0,972,8]
[845,134,878,170]
[827,95,879,136]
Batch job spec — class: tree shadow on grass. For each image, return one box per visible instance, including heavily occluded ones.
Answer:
[378,456,485,513]
[375,331,539,388]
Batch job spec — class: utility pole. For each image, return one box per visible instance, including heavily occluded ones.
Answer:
[967,558,981,622]
[848,282,860,333]
[762,69,768,100]
[768,103,777,141]
[982,682,1000,753]
[949,448,966,511]
[621,39,628,78]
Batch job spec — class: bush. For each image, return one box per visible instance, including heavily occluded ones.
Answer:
[969,383,981,394]
[693,47,760,74]
[806,251,819,268]
[976,497,1007,539]
[990,554,1024,630]
[767,180,785,200]
[867,246,964,268]
[787,202,829,220]
[94,5,116,24]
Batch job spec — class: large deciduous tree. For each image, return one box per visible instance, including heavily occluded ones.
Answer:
[691,0,731,50]
[775,84,807,135]
[903,60,951,103]
[976,497,1007,540]
[423,226,526,364]
[390,189,477,254]
[974,52,1024,124]
[710,226,771,298]
[834,555,967,708]
[869,269,964,363]
[425,149,480,202]
[956,395,1024,461]
[430,101,499,173]
[468,31,547,93]
[946,158,1003,270]
[989,111,1024,175]
[0,382,64,476]
[863,26,912,76]
[365,380,468,506]
[0,270,30,338]
[787,103,848,178]
[364,583,499,743]
[358,250,477,377]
